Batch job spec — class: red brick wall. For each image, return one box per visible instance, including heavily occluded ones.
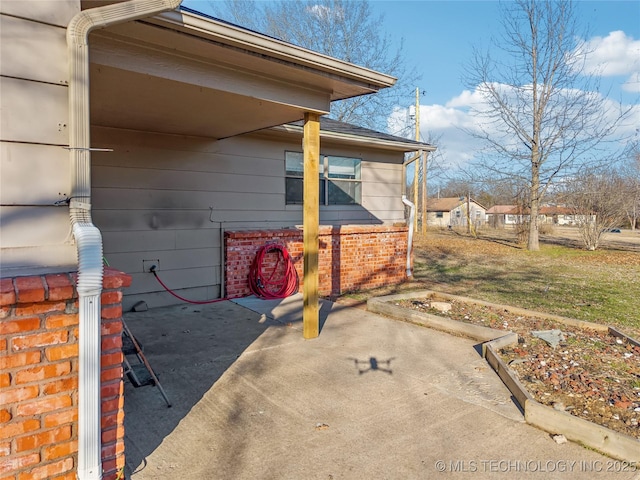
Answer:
[225,225,410,298]
[0,268,131,480]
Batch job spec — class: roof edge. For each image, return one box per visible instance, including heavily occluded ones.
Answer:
[271,124,435,152]
[149,9,397,90]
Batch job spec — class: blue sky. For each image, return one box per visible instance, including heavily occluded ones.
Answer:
[183,0,639,168]
[372,1,639,106]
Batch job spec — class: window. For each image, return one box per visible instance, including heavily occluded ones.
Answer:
[285,152,361,205]
[436,212,444,218]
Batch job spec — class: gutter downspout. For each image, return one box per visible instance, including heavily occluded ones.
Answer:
[67,1,182,479]
[401,155,418,278]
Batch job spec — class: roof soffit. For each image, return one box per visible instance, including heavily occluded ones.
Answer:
[84,5,397,139]
[89,29,332,113]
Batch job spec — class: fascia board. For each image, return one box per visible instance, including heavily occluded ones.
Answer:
[271,124,437,153]
[148,9,397,90]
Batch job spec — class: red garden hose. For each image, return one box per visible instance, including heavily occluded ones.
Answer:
[248,243,299,299]
[152,268,230,305]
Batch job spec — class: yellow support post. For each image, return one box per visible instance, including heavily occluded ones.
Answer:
[303,112,320,339]
[421,150,427,235]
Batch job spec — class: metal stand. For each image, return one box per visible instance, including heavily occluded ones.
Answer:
[122,319,171,407]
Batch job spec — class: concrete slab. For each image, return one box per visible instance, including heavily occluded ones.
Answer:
[123,296,640,480]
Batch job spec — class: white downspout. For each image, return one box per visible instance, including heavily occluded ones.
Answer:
[401,155,418,278]
[401,195,415,278]
[67,1,182,479]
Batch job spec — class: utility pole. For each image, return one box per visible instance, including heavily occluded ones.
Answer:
[413,87,420,233]
[467,191,471,234]
[415,87,420,142]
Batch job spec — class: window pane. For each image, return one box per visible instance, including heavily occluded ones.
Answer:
[328,180,361,205]
[286,177,303,204]
[285,151,304,177]
[285,178,324,205]
[327,156,360,179]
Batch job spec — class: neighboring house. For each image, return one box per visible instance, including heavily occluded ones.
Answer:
[426,197,486,228]
[486,205,594,227]
[485,205,520,227]
[0,2,433,480]
[539,206,594,226]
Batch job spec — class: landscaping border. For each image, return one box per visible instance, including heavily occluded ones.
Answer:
[367,289,640,463]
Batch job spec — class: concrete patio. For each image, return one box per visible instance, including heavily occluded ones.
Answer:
[122,295,639,479]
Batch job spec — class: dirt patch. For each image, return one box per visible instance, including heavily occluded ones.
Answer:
[395,296,640,440]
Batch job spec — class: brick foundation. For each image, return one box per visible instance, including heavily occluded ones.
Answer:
[0,268,131,480]
[225,225,410,298]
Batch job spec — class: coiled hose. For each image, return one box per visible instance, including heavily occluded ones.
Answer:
[248,243,299,299]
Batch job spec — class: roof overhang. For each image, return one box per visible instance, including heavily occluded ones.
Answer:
[269,124,436,153]
[85,4,397,139]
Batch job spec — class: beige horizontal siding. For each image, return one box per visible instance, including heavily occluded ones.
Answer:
[1,143,70,204]
[93,210,299,231]
[0,206,71,248]
[1,77,68,144]
[0,0,79,28]
[92,166,283,193]
[104,247,219,273]
[0,15,68,84]
[0,6,75,273]
[125,267,220,296]
[92,189,284,212]
[0,245,77,276]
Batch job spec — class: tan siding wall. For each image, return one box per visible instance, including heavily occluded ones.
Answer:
[0,5,78,274]
[0,0,79,27]
[316,141,405,224]
[91,127,405,308]
[0,77,69,145]
[0,143,70,205]
[0,14,69,84]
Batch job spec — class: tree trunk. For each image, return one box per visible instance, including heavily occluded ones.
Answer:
[528,157,541,251]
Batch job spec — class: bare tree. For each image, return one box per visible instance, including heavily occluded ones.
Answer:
[560,168,628,250]
[210,0,417,131]
[464,0,633,251]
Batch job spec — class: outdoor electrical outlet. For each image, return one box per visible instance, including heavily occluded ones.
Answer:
[143,259,160,273]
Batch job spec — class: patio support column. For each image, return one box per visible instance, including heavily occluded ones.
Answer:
[303,112,320,339]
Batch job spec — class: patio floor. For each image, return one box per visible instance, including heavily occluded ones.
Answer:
[122,295,634,479]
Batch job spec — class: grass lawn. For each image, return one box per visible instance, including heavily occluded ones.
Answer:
[339,229,640,339]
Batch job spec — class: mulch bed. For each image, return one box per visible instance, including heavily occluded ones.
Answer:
[396,297,640,440]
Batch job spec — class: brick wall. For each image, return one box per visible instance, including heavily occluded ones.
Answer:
[225,225,410,298]
[0,268,131,480]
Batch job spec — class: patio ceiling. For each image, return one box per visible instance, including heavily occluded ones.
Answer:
[87,6,396,139]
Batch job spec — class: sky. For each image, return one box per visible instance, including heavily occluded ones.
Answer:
[373,0,640,171]
[182,0,640,172]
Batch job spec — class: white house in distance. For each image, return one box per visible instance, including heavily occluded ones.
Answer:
[485,205,594,227]
[0,2,434,480]
[426,197,487,228]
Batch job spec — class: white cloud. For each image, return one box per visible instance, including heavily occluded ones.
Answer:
[622,72,640,94]
[582,31,639,76]
[388,82,638,173]
[579,31,640,92]
[445,89,485,109]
